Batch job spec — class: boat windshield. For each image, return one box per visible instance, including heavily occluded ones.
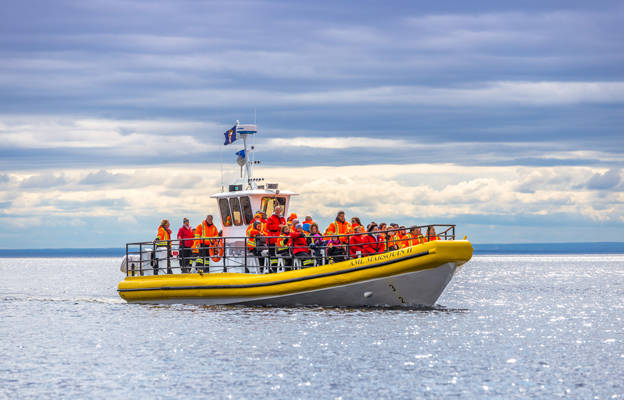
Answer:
[261,196,286,216]
[229,197,243,226]
[219,198,232,226]
[240,196,253,224]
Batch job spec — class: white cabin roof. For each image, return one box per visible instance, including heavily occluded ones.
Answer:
[210,189,298,198]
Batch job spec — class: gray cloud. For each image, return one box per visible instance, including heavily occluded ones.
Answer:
[586,168,622,190]
[19,173,66,188]
[79,170,129,185]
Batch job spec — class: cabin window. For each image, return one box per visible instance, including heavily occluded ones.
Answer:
[229,197,243,226]
[261,197,286,216]
[219,198,232,227]
[240,196,253,225]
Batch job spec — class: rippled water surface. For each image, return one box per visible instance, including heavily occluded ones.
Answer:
[1,255,623,399]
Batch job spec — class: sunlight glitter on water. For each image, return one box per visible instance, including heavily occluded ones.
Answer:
[0,255,623,398]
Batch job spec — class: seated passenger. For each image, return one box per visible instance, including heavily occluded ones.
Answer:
[363,224,385,255]
[351,217,362,231]
[425,226,439,242]
[326,236,346,263]
[275,225,293,268]
[408,226,424,246]
[308,223,324,264]
[302,216,315,233]
[348,225,365,258]
[377,222,388,244]
[396,226,409,249]
[387,223,400,251]
[247,221,266,267]
[290,224,314,267]
[287,213,298,228]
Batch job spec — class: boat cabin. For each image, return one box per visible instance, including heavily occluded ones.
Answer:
[210,185,297,238]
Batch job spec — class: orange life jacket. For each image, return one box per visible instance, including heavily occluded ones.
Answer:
[156,226,170,246]
[192,221,219,251]
[324,220,352,242]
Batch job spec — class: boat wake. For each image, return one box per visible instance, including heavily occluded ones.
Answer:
[2,295,126,305]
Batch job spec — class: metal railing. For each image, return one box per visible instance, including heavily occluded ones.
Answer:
[122,224,456,276]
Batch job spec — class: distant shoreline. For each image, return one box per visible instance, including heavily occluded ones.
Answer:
[0,242,623,258]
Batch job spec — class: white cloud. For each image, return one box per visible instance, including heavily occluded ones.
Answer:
[0,116,220,156]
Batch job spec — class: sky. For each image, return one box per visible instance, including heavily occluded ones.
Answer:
[1,0,623,248]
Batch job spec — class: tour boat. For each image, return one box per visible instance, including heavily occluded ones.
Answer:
[117,122,473,307]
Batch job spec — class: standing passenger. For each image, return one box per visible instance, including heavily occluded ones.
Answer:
[155,219,173,274]
[177,218,194,273]
[324,211,352,243]
[192,215,219,273]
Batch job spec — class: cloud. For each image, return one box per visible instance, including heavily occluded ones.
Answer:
[0,174,8,183]
[19,173,66,189]
[80,170,128,185]
[586,168,622,190]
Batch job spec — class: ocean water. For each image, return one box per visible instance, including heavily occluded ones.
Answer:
[1,255,623,399]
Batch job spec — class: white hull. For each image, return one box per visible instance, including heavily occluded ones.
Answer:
[133,262,457,307]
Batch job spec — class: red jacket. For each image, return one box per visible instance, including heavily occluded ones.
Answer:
[362,234,385,255]
[289,231,310,255]
[348,234,364,257]
[267,214,285,244]
[177,225,194,247]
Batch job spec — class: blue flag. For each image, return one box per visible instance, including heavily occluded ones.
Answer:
[223,125,237,145]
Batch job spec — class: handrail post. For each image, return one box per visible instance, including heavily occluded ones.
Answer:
[167,240,171,274]
[244,236,247,273]
[223,237,227,273]
[139,243,143,276]
[125,243,129,277]
[152,242,157,275]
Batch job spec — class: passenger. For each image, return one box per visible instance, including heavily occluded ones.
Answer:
[396,226,409,249]
[302,216,315,233]
[378,222,388,245]
[275,225,293,269]
[177,218,194,273]
[387,223,400,251]
[267,205,286,267]
[425,226,440,242]
[192,215,219,273]
[363,223,385,255]
[287,213,298,227]
[290,223,314,267]
[247,221,266,269]
[324,210,352,243]
[348,225,365,258]
[326,235,346,263]
[246,211,266,237]
[308,223,324,264]
[351,217,363,231]
[154,219,173,275]
[408,226,424,246]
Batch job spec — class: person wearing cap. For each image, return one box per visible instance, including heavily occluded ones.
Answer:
[302,215,315,233]
[287,213,298,227]
[177,218,194,273]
